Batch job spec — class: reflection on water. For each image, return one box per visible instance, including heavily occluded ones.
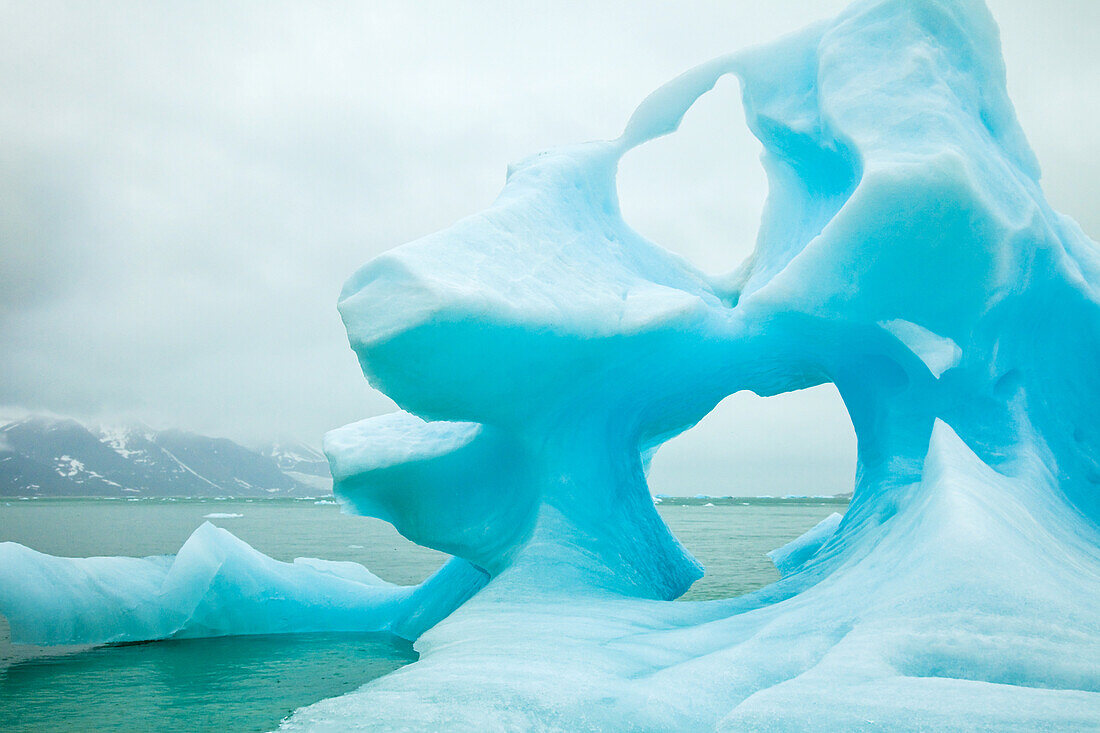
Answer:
[0,631,415,733]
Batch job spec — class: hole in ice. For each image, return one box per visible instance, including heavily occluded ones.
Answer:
[648,384,855,498]
[617,74,765,276]
[647,384,856,600]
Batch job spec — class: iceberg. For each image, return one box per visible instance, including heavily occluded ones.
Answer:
[0,523,487,645]
[2,0,1099,728]
[285,0,1100,727]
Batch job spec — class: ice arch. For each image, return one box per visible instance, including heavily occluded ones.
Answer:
[329,0,1069,602]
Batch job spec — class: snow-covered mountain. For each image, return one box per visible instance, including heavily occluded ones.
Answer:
[0,416,330,497]
[261,439,333,493]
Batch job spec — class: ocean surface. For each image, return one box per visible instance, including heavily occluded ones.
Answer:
[0,497,845,732]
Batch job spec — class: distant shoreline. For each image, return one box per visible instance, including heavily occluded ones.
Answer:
[2,494,849,505]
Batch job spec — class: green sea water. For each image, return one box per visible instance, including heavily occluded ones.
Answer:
[0,497,844,732]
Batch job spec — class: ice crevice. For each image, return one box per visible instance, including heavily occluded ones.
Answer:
[3,0,1100,728]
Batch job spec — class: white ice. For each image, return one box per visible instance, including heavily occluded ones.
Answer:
[0,522,486,645]
[766,511,841,577]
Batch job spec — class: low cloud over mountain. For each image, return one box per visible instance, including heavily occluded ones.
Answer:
[0,416,331,497]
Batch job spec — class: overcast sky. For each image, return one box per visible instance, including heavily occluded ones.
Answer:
[1,1,1096,495]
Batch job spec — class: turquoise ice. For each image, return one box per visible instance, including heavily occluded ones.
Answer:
[0,522,485,644]
[299,0,1100,727]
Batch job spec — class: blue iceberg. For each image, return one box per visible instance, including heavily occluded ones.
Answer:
[0,523,486,645]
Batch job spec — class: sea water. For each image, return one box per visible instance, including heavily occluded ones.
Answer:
[0,497,844,732]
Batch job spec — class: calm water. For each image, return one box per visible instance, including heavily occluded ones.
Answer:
[0,497,844,732]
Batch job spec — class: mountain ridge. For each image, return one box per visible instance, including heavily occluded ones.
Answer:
[0,415,332,498]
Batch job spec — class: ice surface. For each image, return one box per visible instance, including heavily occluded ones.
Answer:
[766,511,841,577]
[0,522,486,645]
[4,0,1100,728]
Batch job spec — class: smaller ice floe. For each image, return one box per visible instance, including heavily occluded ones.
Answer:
[314,500,338,505]
[203,513,243,519]
[348,545,365,549]
[704,502,715,507]
[0,522,487,646]
[767,512,843,577]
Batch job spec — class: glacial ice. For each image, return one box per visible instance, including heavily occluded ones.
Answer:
[766,511,841,577]
[2,0,1100,728]
[0,522,487,645]
[284,0,1100,727]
